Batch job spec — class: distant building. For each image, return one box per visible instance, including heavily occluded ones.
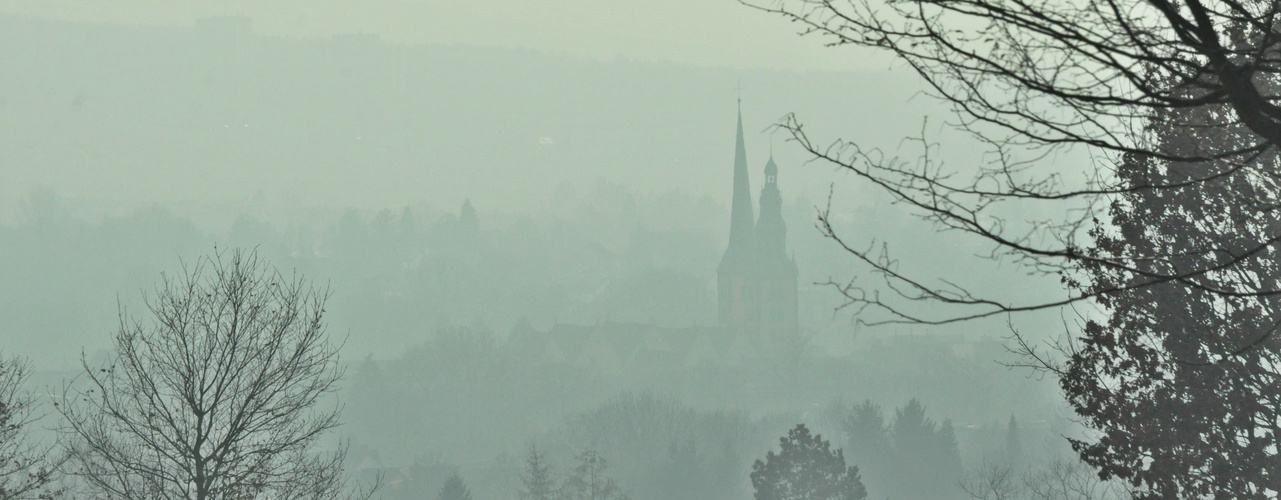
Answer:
[717,100,799,340]
[508,101,803,374]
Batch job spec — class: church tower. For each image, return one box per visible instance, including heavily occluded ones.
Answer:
[752,154,799,335]
[717,101,799,336]
[717,99,757,332]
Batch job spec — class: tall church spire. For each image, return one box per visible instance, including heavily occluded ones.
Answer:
[719,98,756,328]
[721,98,755,270]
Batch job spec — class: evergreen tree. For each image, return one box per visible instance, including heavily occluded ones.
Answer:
[520,445,557,500]
[437,472,473,500]
[839,400,888,496]
[936,420,964,480]
[890,399,938,465]
[888,399,962,500]
[1066,72,1281,498]
[561,448,626,500]
[841,400,888,463]
[751,424,867,500]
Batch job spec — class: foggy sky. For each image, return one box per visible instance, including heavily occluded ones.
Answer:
[0,0,894,72]
[0,7,954,229]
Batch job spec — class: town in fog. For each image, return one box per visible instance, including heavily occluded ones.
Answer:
[0,2,1274,500]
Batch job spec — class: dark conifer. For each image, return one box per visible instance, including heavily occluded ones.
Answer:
[751,424,867,500]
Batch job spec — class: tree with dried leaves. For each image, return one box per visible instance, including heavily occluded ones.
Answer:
[0,355,61,500]
[57,249,376,500]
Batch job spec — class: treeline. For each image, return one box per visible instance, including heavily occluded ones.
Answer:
[0,184,726,364]
[0,247,1076,500]
[342,321,1051,468]
[363,386,1018,500]
[832,399,964,500]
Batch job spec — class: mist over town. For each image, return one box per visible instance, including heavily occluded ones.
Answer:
[0,2,1269,500]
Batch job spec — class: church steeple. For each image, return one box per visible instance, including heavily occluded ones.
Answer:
[719,99,755,273]
[755,153,787,260]
[716,99,799,335]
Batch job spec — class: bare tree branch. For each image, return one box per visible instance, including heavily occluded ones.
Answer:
[744,0,1281,326]
[0,355,62,500]
[57,248,378,500]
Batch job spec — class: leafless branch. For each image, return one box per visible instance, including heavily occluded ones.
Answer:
[57,248,377,500]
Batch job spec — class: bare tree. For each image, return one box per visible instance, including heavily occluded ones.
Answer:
[57,249,376,500]
[0,355,61,500]
[741,0,1281,324]
[1022,457,1127,500]
[962,456,1127,500]
[960,462,1021,500]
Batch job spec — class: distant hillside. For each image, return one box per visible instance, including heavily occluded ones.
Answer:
[0,15,933,221]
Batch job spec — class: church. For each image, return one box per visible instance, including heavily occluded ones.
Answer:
[717,99,800,341]
[510,100,801,373]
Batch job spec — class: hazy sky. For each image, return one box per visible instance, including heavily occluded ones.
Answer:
[0,0,893,72]
[0,0,945,228]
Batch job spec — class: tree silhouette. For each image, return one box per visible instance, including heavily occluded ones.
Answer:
[751,424,867,500]
[1058,79,1281,497]
[519,444,556,500]
[0,355,61,500]
[561,448,627,500]
[961,456,1127,500]
[57,249,376,500]
[838,400,888,496]
[889,400,962,500]
[437,472,473,500]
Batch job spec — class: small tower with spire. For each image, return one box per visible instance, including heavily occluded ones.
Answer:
[752,152,799,334]
[717,100,799,338]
